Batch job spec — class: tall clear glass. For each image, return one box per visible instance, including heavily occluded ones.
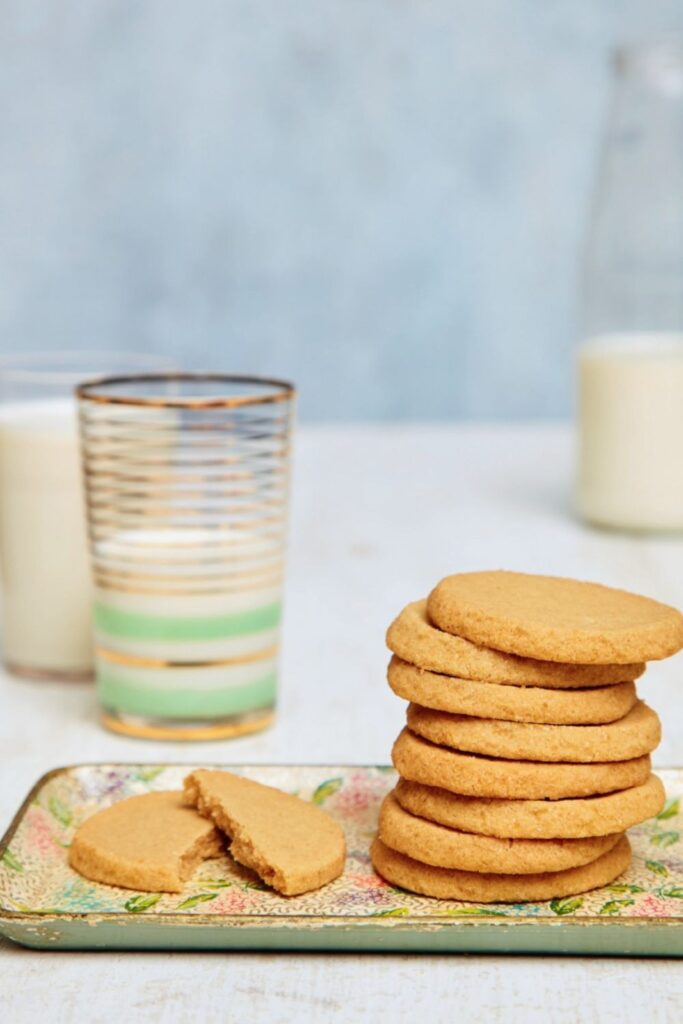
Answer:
[77,374,295,741]
[0,352,169,680]
[576,40,683,531]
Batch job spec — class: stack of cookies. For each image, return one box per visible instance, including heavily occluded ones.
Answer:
[372,571,683,903]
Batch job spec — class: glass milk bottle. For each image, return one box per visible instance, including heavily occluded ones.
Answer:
[0,352,168,679]
[577,41,683,531]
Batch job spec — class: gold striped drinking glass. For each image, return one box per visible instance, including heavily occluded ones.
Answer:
[77,373,295,740]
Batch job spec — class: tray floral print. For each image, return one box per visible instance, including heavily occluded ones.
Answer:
[1,764,682,955]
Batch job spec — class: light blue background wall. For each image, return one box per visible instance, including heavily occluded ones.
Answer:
[2,2,683,420]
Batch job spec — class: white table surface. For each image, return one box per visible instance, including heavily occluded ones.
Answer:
[2,423,683,1023]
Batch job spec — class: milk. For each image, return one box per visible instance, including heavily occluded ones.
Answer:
[0,400,93,675]
[577,333,683,530]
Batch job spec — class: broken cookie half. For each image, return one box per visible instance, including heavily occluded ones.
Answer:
[183,769,346,896]
[68,790,224,892]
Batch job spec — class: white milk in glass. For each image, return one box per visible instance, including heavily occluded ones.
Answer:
[577,333,683,531]
[0,400,93,675]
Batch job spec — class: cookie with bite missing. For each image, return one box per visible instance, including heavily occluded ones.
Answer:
[183,770,345,896]
[69,791,224,892]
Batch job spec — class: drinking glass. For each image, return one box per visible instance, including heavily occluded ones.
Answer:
[77,373,295,740]
[0,351,168,679]
[577,40,683,531]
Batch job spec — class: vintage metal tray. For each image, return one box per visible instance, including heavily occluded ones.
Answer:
[1,763,682,955]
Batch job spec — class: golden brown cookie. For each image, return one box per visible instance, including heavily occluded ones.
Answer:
[371,835,631,903]
[392,728,652,799]
[388,656,638,725]
[68,791,224,893]
[428,571,683,664]
[406,701,661,763]
[387,600,645,686]
[394,774,666,839]
[378,792,620,873]
[183,770,345,896]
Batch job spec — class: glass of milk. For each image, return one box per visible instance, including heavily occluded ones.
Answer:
[77,373,295,740]
[577,41,683,531]
[0,352,170,679]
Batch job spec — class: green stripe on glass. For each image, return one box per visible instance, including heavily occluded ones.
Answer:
[96,671,277,718]
[93,602,281,642]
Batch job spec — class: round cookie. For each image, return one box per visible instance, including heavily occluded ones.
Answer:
[379,792,621,873]
[386,600,644,686]
[392,728,652,799]
[371,835,632,903]
[406,701,661,763]
[394,774,666,839]
[68,791,224,892]
[388,656,638,725]
[427,571,683,664]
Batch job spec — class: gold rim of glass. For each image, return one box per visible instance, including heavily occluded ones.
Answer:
[76,373,296,409]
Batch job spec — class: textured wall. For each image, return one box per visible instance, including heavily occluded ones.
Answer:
[1,3,683,419]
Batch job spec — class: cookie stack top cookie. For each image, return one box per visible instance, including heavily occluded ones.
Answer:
[373,570,683,903]
[427,571,683,665]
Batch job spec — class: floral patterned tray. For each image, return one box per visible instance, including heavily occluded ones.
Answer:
[1,763,682,955]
